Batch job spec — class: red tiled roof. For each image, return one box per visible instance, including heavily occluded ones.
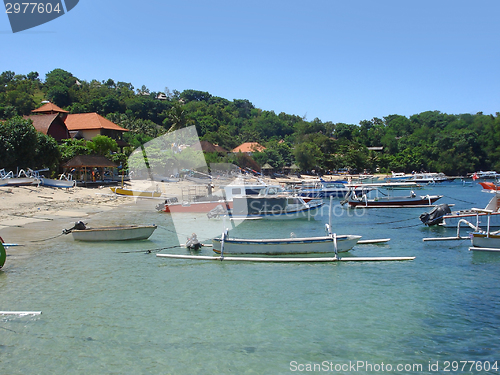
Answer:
[232,142,266,153]
[32,102,69,113]
[65,113,129,132]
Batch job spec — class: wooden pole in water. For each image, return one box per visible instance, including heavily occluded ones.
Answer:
[156,254,415,262]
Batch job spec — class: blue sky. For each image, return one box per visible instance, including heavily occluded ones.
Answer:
[1,0,499,125]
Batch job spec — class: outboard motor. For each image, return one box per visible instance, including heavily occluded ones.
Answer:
[420,204,451,226]
[62,220,87,234]
[185,233,202,250]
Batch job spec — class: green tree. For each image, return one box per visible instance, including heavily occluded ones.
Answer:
[293,143,323,172]
[0,117,41,170]
[35,132,60,171]
[87,135,118,156]
[58,138,92,163]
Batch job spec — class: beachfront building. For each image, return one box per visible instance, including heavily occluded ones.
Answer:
[28,102,128,148]
[64,112,128,149]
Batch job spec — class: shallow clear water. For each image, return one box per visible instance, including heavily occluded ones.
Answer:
[1,182,500,374]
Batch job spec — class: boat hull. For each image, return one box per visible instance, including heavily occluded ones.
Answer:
[110,187,162,197]
[39,177,76,188]
[471,233,500,249]
[71,225,157,241]
[441,212,500,228]
[4,177,39,186]
[212,235,361,255]
[229,200,324,220]
[479,182,500,190]
[348,195,442,207]
[163,201,233,213]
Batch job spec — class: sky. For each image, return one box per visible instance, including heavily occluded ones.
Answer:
[1,0,499,125]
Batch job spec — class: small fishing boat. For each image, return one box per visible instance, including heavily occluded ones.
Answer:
[110,186,162,198]
[293,179,373,199]
[156,181,266,213]
[473,171,500,180]
[345,190,442,208]
[39,177,76,188]
[63,221,157,241]
[227,186,324,220]
[0,169,40,186]
[385,172,454,184]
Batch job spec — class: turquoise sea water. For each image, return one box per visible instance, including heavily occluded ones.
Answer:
[1,182,500,374]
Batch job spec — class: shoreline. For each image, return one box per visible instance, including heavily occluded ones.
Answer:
[0,173,387,245]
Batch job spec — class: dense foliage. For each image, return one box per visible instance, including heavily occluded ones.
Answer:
[1,68,499,175]
[0,117,60,172]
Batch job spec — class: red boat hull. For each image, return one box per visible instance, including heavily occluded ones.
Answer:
[479,182,500,190]
[162,201,233,213]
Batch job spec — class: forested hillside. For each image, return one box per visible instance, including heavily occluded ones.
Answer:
[1,68,499,175]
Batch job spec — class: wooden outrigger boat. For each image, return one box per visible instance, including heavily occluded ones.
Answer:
[63,221,157,241]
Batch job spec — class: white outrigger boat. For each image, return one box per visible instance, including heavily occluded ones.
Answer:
[211,232,361,256]
[63,221,157,241]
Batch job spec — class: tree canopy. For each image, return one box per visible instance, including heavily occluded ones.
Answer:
[1,68,499,176]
